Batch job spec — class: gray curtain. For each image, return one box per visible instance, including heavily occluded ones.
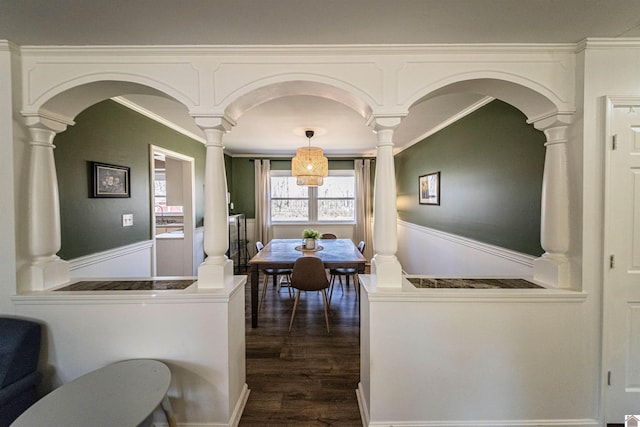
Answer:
[354,159,373,261]
[254,159,272,251]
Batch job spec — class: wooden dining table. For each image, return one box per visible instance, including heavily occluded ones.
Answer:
[248,238,366,328]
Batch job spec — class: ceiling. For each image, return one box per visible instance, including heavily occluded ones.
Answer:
[2,0,639,156]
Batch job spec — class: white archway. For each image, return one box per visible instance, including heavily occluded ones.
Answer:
[404,76,574,288]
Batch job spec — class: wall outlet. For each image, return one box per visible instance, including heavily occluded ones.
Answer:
[122,213,133,227]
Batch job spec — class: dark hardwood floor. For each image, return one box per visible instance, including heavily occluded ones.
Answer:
[240,272,362,426]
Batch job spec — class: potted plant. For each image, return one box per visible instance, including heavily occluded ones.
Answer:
[302,228,321,249]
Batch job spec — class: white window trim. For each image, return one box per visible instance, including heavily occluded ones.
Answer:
[270,169,356,225]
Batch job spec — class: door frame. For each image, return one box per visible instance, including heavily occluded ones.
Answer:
[149,145,196,276]
[602,95,640,422]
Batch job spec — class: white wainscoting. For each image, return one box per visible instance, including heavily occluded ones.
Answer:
[397,220,535,278]
[12,276,248,427]
[68,240,153,279]
[358,275,595,427]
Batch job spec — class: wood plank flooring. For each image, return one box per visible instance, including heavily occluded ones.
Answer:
[240,273,362,426]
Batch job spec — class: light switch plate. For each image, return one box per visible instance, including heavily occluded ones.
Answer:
[122,213,133,227]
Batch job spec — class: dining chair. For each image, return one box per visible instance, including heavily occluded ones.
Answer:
[328,240,365,305]
[256,241,293,311]
[320,233,337,239]
[289,256,331,333]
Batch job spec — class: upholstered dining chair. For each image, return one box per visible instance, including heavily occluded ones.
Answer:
[320,233,337,239]
[328,240,365,305]
[256,241,293,311]
[289,256,332,333]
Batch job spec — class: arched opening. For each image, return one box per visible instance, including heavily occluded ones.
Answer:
[20,80,204,290]
[395,77,573,288]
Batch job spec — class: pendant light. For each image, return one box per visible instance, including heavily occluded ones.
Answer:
[291,129,328,186]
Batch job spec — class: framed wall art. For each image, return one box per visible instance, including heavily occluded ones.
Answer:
[419,171,440,205]
[92,162,130,198]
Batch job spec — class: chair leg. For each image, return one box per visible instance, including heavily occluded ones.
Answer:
[321,289,330,333]
[328,275,337,306]
[288,290,301,333]
[286,275,293,299]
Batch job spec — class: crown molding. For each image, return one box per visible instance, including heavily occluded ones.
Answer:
[394,96,495,156]
[111,96,206,145]
[17,42,578,58]
[576,37,640,52]
[0,40,20,54]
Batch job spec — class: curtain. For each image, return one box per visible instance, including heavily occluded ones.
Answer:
[254,159,271,252]
[354,159,373,261]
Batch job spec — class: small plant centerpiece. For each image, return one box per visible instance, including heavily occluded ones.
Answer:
[302,228,321,249]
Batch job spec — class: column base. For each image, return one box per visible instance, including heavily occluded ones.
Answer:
[197,258,234,288]
[20,258,69,292]
[371,255,403,288]
[533,253,570,288]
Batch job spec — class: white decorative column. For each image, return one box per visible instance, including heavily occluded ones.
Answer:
[21,115,72,291]
[370,116,403,288]
[531,114,572,288]
[195,117,234,288]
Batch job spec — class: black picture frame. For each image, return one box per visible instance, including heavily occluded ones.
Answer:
[419,172,440,205]
[92,162,130,198]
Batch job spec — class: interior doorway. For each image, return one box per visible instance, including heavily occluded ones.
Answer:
[150,145,198,276]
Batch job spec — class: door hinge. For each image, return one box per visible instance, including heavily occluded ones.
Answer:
[610,254,615,269]
[607,370,612,386]
[612,134,618,150]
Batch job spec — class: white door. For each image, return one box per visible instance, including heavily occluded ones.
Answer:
[604,98,640,422]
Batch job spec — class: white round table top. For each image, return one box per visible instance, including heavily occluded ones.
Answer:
[11,359,171,427]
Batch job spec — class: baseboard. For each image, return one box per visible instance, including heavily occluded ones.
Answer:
[152,384,249,427]
[229,384,250,427]
[356,382,370,426]
[363,418,600,427]
[357,382,598,427]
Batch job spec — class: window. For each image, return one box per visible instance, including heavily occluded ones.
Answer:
[270,171,356,223]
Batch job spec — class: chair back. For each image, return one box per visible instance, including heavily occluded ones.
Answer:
[320,233,337,239]
[291,257,330,291]
[357,241,365,254]
[256,241,264,252]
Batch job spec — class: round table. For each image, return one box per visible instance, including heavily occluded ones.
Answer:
[11,359,175,427]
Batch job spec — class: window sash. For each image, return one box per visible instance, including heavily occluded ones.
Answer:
[270,171,355,223]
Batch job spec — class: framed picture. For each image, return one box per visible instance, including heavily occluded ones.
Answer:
[92,162,130,198]
[419,172,440,205]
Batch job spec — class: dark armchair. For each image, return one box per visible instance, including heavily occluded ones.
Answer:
[0,317,42,427]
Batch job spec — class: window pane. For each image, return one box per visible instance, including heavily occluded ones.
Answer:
[272,199,309,221]
[318,176,355,198]
[318,199,355,221]
[271,176,308,198]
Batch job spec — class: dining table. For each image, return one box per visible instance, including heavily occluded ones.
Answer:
[248,238,366,328]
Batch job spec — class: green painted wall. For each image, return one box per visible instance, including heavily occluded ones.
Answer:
[395,100,545,256]
[54,99,206,260]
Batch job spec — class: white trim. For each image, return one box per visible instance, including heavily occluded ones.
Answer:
[68,240,153,271]
[394,96,495,155]
[112,96,206,144]
[18,43,579,56]
[398,220,535,268]
[362,419,600,427]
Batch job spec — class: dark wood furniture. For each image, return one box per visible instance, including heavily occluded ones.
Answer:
[248,238,366,328]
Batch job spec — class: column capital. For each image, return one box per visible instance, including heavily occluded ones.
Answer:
[22,110,74,134]
[528,111,573,132]
[192,115,235,132]
[367,114,405,133]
